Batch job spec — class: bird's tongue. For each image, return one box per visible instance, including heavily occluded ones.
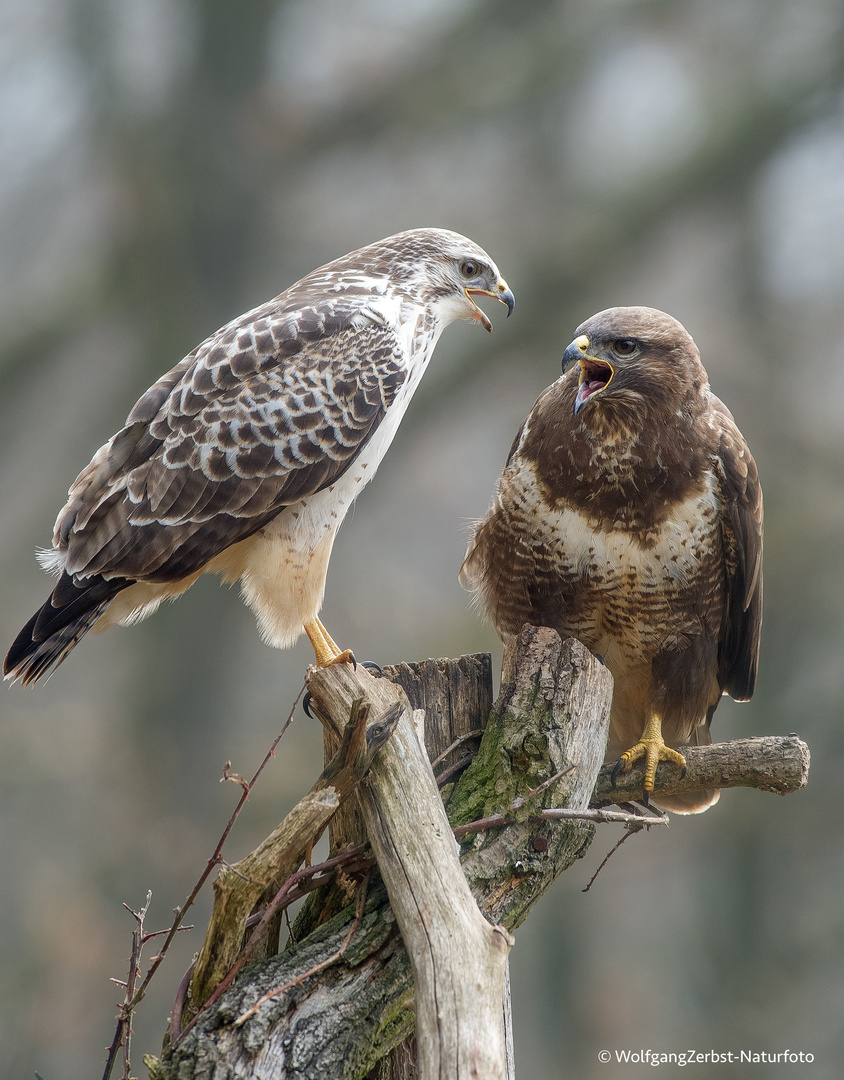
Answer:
[575,379,604,408]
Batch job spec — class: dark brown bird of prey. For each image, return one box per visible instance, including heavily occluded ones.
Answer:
[461,307,762,813]
[5,228,514,685]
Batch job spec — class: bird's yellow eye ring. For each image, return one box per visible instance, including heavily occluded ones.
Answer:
[460,260,481,278]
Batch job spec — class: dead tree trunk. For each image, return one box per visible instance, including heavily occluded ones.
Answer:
[146,627,808,1080]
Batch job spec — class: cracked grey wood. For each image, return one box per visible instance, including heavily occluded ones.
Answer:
[306,661,513,1080]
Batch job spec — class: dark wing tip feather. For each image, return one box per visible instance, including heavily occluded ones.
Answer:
[4,574,126,686]
[4,605,107,685]
[712,396,764,702]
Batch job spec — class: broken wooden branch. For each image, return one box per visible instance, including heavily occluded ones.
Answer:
[592,734,810,805]
[306,661,514,1080]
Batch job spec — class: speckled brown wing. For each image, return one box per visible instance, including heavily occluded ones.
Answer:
[59,301,407,584]
[712,396,763,702]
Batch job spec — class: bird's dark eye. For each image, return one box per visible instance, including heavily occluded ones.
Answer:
[612,338,638,356]
[460,260,481,279]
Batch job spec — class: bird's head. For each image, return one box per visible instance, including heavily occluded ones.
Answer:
[377,228,515,332]
[561,306,705,418]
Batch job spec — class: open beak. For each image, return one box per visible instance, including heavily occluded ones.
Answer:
[465,279,515,332]
[563,336,615,414]
[574,355,614,413]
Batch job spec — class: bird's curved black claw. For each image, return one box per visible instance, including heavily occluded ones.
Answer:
[610,758,624,789]
[360,660,383,675]
[303,691,313,718]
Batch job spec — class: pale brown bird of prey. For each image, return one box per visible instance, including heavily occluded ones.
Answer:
[461,307,762,813]
[5,228,514,685]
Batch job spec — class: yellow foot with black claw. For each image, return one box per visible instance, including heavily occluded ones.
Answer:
[610,714,687,795]
[303,617,357,668]
[324,649,357,668]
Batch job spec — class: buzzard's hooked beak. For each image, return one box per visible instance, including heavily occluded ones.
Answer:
[465,280,515,332]
[564,335,615,414]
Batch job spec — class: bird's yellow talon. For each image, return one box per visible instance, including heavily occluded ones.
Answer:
[303,617,356,668]
[616,715,687,793]
[325,649,356,668]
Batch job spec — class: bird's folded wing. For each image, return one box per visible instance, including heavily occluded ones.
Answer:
[56,302,407,585]
[713,396,763,702]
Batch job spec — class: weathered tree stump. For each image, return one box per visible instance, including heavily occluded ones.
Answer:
[146,627,808,1080]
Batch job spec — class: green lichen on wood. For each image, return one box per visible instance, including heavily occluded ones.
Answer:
[142,1053,165,1079]
[356,978,416,1076]
[445,684,558,829]
[444,698,516,827]
[445,631,613,930]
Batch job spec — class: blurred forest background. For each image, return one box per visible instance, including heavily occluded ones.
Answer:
[1,1,843,1077]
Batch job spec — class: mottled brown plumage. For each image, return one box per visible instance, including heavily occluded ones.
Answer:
[6,228,514,685]
[461,307,762,813]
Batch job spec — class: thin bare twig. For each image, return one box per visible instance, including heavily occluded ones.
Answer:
[430,729,485,770]
[217,858,256,884]
[168,962,196,1046]
[540,806,667,826]
[220,761,250,790]
[452,804,667,839]
[123,891,150,1079]
[524,765,576,802]
[582,824,646,893]
[101,892,150,1080]
[434,751,475,788]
